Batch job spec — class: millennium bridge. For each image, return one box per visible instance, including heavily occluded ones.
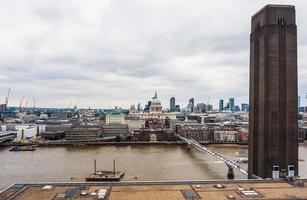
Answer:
[176,134,248,178]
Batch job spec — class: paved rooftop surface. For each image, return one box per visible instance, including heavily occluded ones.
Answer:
[1,180,307,200]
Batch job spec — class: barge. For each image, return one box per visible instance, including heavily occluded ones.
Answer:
[9,145,36,151]
[85,159,124,182]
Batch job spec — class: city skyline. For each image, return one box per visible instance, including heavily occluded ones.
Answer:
[1,3,307,198]
[1,0,307,109]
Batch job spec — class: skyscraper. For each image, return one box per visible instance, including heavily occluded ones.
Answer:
[189,98,194,113]
[205,104,213,112]
[219,99,224,111]
[229,98,235,111]
[241,103,249,112]
[249,5,298,179]
[196,103,206,113]
[175,105,180,112]
[298,96,301,108]
[170,97,175,112]
[137,103,141,112]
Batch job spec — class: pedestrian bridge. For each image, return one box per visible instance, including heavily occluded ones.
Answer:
[0,132,16,144]
[176,134,248,177]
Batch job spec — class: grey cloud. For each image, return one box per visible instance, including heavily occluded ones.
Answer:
[0,0,307,108]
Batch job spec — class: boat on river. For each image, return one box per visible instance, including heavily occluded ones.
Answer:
[85,159,124,182]
[9,145,36,151]
[85,170,124,181]
[237,157,248,164]
[234,150,248,157]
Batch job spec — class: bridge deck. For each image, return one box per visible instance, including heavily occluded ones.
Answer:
[0,135,15,144]
[176,134,248,176]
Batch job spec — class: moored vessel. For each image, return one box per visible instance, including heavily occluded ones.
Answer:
[85,159,124,182]
[9,145,36,151]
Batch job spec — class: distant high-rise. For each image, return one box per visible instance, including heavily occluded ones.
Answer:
[205,104,213,112]
[170,97,175,112]
[189,98,194,112]
[195,103,206,113]
[219,99,224,111]
[241,103,249,112]
[137,103,141,112]
[144,101,152,112]
[186,103,193,113]
[249,5,298,179]
[229,98,235,111]
[175,105,180,112]
[298,96,301,108]
[234,105,240,112]
[225,103,230,110]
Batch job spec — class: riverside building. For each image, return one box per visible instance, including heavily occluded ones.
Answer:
[249,5,298,178]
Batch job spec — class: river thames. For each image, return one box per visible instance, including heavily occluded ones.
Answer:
[0,143,307,190]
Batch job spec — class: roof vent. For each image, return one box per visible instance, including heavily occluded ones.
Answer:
[293,179,305,187]
[239,189,261,198]
[214,184,225,189]
[182,189,200,199]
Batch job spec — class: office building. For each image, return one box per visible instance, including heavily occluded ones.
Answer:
[196,103,206,113]
[229,98,235,111]
[170,97,175,112]
[249,5,298,178]
[189,98,194,112]
[137,103,141,112]
[175,105,180,112]
[219,99,224,111]
[206,104,213,112]
[186,103,193,113]
[241,103,249,112]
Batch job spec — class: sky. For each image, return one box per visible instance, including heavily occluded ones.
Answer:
[0,0,307,109]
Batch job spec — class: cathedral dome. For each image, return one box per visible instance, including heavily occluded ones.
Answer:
[151,91,161,105]
[150,91,162,113]
[151,98,161,105]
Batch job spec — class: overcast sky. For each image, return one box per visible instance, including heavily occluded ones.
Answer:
[0,0,306,109]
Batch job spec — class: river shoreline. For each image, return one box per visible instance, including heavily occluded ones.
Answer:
[7,141,249,147]
[1,140,249,147]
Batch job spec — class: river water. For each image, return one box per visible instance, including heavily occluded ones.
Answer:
[0,143,307,190]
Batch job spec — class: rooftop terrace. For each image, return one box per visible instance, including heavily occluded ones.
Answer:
[1,179,307,200]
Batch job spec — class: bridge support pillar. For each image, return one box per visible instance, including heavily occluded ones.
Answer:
[227,167,234,179]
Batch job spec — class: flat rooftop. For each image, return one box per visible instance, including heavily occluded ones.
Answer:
[1,179,307,200]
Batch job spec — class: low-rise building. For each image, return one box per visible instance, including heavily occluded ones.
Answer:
[214,130,238,143]
[100,124,128,136]
[299,127,307,141]
[130,128,176,142]
[50,112,73,120]
[177,124,212,142]
[65,125,101,141]
[106,112,125,124]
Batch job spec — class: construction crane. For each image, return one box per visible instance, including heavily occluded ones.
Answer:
[23,99,29,112]
[19,96,25,112]
[32,99,36,112]
[68,101,72,109]
[1,88,11,111]
[5,88,10,106]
